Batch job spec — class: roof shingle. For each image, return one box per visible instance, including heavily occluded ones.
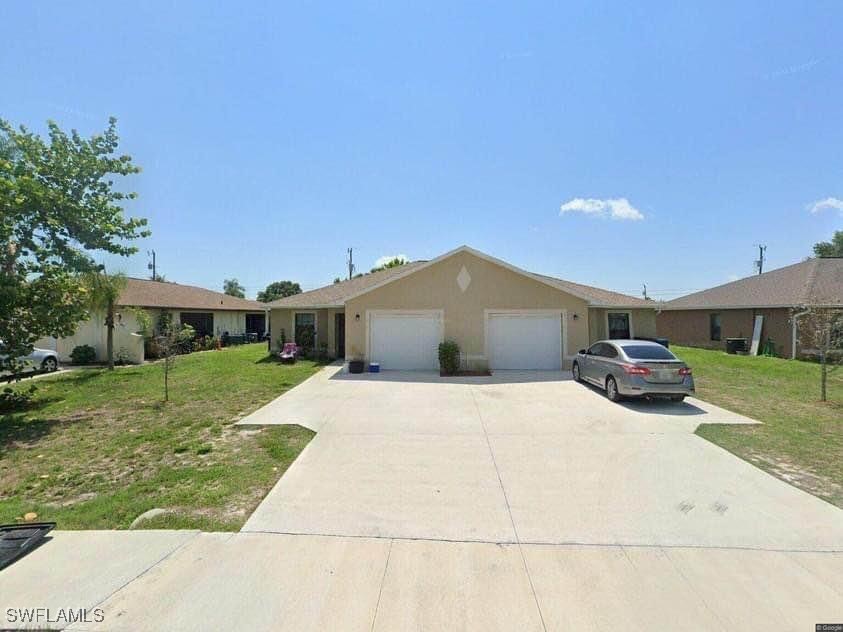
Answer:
[663,258,843,309]
[118,278,265,311]
[268,249,650,309]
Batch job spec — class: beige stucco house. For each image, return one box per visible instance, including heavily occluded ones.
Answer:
[36,278,267,364]
[268,246,657,371]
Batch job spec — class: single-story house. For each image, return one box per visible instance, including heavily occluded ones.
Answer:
[36,278,267,364]
[267,245,657,371]
[657,257,843,358]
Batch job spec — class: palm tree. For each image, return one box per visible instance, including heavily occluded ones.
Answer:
[84,270,127,370]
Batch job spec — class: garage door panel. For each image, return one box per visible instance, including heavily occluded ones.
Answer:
[370,313,441,370]
[488,313,562,370]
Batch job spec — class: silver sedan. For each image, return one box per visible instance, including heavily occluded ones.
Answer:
[0,340,60,375]
[572,340,695,402]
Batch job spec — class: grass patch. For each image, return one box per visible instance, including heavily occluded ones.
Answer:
[0,344,321,530]
[674,346,843,507]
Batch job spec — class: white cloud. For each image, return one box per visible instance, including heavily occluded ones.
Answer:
[559,197,645,221]
[807,197,843,216]
[373,254,408,268]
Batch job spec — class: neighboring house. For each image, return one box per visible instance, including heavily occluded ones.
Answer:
[657,258,843,359]
[36,278,267,364]
[267,245,656,371]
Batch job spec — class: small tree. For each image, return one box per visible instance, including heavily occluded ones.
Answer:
[223,278,245,298]
[153,323,195,402]
[257,280,302,302]
[796,306,843,402]
[83,270,127,370]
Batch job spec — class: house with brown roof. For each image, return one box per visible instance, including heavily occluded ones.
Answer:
[36,278,267,364]
[267,245,657,371]
[657,258,843,358]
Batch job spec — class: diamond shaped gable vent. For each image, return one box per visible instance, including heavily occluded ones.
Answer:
[456,266,471,293]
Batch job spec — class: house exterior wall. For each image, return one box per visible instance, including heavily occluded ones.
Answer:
[35,308,146,364]
[269,307,343,357]
[656,307,793,357]
[344,250,593,369]
[587,308,658,343]
[36,306,265,364]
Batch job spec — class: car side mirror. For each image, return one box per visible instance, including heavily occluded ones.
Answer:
[579,349,587,355]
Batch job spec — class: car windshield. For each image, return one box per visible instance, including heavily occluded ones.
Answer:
[622,345,676,360]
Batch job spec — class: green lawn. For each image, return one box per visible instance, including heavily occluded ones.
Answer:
[676,346,843,507]
[0,344,321,530]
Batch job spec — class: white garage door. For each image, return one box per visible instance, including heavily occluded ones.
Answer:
[369,312,442,370]
[487,312,563,370]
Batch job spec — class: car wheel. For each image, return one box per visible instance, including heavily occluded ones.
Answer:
[572,362,581,382]
[670,395,685,403]
[605,376,622,402]
[41,357,58,372]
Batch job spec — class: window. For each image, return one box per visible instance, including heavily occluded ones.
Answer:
[601,343,619,358]
[607,312,631,339]
[622,345,676,360]
[180,312,213,337]
[294,312,316,350]
[710,313,722,341]
[587,343,602,355]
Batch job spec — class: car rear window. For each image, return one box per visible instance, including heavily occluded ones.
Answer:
[622,345,676,360]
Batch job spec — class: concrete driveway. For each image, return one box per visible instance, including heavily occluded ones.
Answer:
[4,365,842,630]
[240,366,843,551]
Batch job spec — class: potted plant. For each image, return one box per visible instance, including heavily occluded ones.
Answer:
[348,347,366,373]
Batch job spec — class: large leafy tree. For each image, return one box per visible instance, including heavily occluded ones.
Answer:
[223,278,245,298]
[257,280,301,302]
[83,271,127,370]
[0,117,148,370]
[813,230,843,258]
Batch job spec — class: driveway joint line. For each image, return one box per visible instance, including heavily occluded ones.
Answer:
[654,545,731,631]
[369,538,393,632]
[237,529,843,554]
[469,386,548,632]
[82,530,207,616]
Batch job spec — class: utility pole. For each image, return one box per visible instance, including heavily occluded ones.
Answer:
[347,247,355,280]
[147,250,157,280]
[755,244,766,275]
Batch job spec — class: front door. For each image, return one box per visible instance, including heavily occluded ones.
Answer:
[607,312,631,339]
[335,313,345,359]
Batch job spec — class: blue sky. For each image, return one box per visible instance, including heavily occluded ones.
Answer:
[2,1,841,299]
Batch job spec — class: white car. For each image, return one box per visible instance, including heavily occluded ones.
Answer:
[0,340,60,375]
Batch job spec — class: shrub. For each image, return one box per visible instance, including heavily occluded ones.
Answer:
[438,340,460,375]
[70,344,97,365]
[0,385,37,413]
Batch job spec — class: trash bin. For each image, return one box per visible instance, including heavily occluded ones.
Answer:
[725,338,747,354]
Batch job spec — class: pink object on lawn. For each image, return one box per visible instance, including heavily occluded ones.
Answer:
[279,343,298,361]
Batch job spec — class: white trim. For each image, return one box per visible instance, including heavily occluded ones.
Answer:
[344,245,598,304]
[605,310,634,339]
[483,309,567,370]
[365,309,445,366]
[292,310,317,346]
